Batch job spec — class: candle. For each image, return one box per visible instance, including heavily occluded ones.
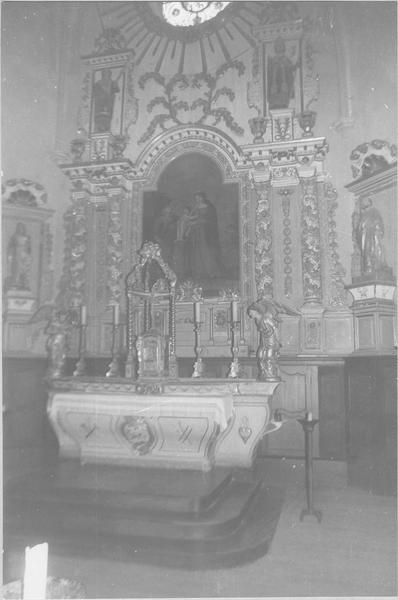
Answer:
[113,303,120,326]
[80,304,87,326]
[307,411,313,422]
[194,301,201,323]
[231,300,238,322]
[23,542,48,600]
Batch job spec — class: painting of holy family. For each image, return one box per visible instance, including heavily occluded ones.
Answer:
[143,153,240,296]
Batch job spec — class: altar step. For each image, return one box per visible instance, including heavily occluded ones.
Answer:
[4,462,285,569]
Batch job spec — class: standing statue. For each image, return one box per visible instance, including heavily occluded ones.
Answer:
[355,197,388,276]
[29,306,78,378]
[267,37,298,110]
[93,68,120,133]
[248,298,300,381]
[248,299,281,381]
[5,222,32,290]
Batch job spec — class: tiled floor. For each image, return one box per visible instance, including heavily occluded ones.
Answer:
[4,458,397,598]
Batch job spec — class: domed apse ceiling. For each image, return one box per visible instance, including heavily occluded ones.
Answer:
[97,1,301,74]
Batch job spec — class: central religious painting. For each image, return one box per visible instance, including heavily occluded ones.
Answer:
[143,153,240,296]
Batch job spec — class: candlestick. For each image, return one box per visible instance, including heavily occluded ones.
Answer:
[113,303,120,326]
[23,543,48,600]
[194,301,201,323]
[231,300,238,323]
[80,304,87,326]
[192,321,204,378]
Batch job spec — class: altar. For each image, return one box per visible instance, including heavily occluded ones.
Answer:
[48,378,280,471]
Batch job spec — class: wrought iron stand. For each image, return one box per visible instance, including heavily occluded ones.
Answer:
[298,415,322,523]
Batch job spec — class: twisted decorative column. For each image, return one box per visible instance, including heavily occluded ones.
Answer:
[301,178,322,304]
[253,181,273,299]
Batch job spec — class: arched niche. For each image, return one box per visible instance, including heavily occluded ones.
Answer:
[131,128,254,301]
[142,152,240,297]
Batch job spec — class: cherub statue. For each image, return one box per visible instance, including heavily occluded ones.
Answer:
[248,298,300,381]
[29,305,78,378]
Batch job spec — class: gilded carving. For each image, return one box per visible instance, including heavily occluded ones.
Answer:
[301,178,321,303]
[253,181,273,299]
[58,197,88,308]
[324,182,348,306]
[121,416,155,455]
[93,27,127,55]
[247,299,281,382]
[2,178,48,207]
[280,191,293,297]
[138,62,245,145]
[106,196,123,304]
[350,139,396,179]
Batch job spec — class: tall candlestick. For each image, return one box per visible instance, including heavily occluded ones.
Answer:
[194,301,201,323]
[23,543,48,600]
[231,300,238,322]
[80,304,87,326]
[113,303,120,326]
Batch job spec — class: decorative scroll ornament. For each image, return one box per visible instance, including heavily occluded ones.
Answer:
[106,196,123,305]
[324,182,348,306]
[121,416,155,455]
[350,139,397,179]
[138,61,245,145]
[94,27,128,55]
[252,181,273,299]
[301,178,322,303]
[2,179,48,207]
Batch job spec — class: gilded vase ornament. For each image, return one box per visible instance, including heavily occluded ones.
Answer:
[249,116,268,144]
[298,110,317,138]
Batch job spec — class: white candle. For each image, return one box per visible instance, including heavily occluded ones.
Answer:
[307,411,313,422]
[194,301,201,323]
[80,304,87,326]
[231,300,238,322]
[113,304,120,326]
[23,543,48,600]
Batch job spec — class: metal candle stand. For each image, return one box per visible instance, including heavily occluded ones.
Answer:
[227,320,240,378]
[73,321,87,377]
[106,321,122,378]
[298,415,322,523]
[192,321,204,378]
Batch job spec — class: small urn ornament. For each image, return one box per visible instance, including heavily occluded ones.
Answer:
[70,138,86,163]
[249,116,268,143]
[298,110,317,138]
[111,134,128,159]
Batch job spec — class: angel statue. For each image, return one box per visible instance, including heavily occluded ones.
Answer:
[247,298,300,382]
[29,305,78,378]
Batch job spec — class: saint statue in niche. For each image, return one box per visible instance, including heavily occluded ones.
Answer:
[267,37,298,110]
[355,197,391,277]
[5,222,32,291]
[92,68,121,133]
